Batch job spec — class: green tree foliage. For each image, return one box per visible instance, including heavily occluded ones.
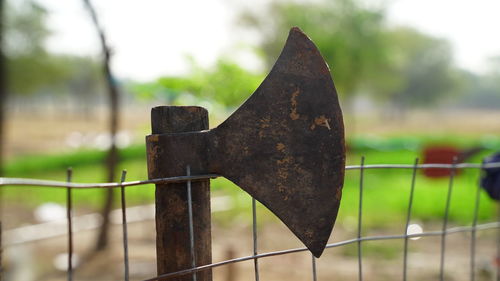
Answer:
[5,1,61,95]
[5,1,101,97]
[136,59,264,107]
[383,27,460,108]
[239,0,461,110]
[4,1,49,56]
[240,0,388,101]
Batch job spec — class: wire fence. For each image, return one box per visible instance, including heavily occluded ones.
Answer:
[1,160,500,281]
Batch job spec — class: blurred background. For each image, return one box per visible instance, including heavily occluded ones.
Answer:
[1,0,499,280]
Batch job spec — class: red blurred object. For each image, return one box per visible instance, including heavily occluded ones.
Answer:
[422,145,483,178]
[422,146,460,178]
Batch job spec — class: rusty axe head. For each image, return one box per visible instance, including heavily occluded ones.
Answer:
[147,27,345,258]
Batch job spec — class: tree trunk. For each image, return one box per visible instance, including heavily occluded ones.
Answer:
[94,49,120,250]
[82,0,120,251]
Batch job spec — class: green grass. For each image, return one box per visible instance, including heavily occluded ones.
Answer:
[4,144,147,176]
[2,135,498,227]
[340,147,496,228]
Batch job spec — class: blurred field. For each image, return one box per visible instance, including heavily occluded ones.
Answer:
[2,109,499,280]
[3,109,499,224]
[5,108,500,158]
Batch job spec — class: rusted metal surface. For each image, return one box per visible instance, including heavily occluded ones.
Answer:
[147,27,345,258]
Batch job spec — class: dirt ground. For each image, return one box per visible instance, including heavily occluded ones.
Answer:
[2,215,499,281]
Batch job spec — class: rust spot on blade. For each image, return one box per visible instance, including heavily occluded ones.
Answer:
[289,89,300,120]
[278,169,288,180]
[336,187,342,200]
[260,117,271,127]
[259,117,271,138]
[310,115,331,130]
[276,142,286,152]
[277,156,293,165]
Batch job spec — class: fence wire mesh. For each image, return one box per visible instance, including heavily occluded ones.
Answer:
[1,160,500,281]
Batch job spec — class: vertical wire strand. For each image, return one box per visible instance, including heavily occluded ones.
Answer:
[496,201,500,281]
[403,158,419,281]
[120,170,129,281]
[439,159,457,281]
[252,198,260,281]
[66,168,73,281]
[357,156,365,281]
[311,254,317,281]
[470,161,484,281]
[186,165,197,281]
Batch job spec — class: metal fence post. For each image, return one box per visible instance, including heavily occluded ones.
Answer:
[149,106,212,281]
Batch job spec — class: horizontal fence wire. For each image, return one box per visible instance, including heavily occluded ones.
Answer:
[142,222,500,281]
[1,161,498,281]
[0,174,220,189]
[0,162,499,189]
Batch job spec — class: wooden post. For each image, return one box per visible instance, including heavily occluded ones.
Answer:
[149,106,212,281]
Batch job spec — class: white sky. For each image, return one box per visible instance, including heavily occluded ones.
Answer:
[38,0,500,81]
[387,0,500,73]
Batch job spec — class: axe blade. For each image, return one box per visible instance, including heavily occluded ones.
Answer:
[210,27,345,257]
